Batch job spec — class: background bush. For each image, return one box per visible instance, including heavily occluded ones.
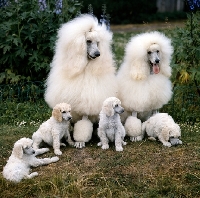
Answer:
[0,0,82,84]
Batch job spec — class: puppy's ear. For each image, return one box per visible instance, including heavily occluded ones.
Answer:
[12,143,23,159]
[103,102,114,117]
[52,106,62,122]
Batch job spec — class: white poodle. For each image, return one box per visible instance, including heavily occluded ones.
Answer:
[45,14,117,149]
[117,31,174,141]
[142,113,182,147]
[32,103,74,155]
[3,138,59,183]
[97,97,126,151]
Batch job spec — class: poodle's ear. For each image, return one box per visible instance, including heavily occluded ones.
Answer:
[103,102,114,117]
[52,106,62,122]
[130,62,149,80]
[161,128,170,141]
[12,143,23,159]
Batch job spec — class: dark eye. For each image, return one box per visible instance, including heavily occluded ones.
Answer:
[157,50,159,53]
[170,136,174,138]
[87,40,92,44]
[148,51,151,54]
[62,111,66,113]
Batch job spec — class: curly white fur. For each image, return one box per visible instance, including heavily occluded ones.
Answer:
[97,97,126,151]
[32,103,74,155]
[117,31,174,140]
[142,113,182,147]
[45,14,117,148]
[3,138,59,183]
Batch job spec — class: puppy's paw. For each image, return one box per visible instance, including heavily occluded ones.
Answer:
[60,143,66,147]
[163,142,171,147]
[122,141,127,146]
[102,144,109,150]
[51,156,59,162]
[97,142,102,146]
[130,136,143,142]
[116,146,123,152]
[54,149,62,155]
[68,141,75,146]
[74,142,85,149]
[28,172,38,179]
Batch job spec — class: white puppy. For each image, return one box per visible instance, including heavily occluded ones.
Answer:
[3,138,59,183]
[97,97,127,151]
[142,113,182,147]
[32,103,74,155]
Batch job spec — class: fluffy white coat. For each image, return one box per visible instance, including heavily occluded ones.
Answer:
[3,138,59,183]
[45,14,117,148]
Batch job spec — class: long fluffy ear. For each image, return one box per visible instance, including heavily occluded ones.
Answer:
[52,106,62,122]
[12,143,23,159]
[130,62,149,80]
[103,101,114,117]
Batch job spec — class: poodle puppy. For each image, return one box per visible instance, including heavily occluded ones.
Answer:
[142,113,182,147]
[117,31,174,141]
[32,103,74,155]
[97,97,126,151]
[3,138,59,183]
[45,14,117,149]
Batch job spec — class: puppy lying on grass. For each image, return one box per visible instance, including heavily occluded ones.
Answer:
[32,103,74,155]
[97,97,127,151]
[142,113,182,147]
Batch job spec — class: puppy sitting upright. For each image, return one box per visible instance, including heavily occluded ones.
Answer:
[97,97,127,151]
[32,103,74,155]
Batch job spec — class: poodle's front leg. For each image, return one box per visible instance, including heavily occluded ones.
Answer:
[115,131,124,152]
[31,156,59,167]
[158,134,171,147]
[97,128,109,150]
[73,117,93,149]
[26,172,38,179]
[35,148,50,156]
[52,131,62,155]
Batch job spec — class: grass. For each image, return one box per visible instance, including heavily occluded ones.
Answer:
[1,26,200,197]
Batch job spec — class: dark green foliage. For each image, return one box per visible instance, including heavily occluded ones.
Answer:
[81,0,186,24]
[0,0,82,84]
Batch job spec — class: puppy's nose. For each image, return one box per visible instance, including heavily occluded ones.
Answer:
[94,51,100,57]
[32,151,35,154]
[68,116,72,120]
[155,59,160,63]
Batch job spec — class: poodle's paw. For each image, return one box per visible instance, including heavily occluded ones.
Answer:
[130,136,143,142]
[101,144,109,150]
[54,149,62,155]
[122,141,127,146]
[97,142,102,147]
[163,142,171,147]
[148,137,157,141]
[116,146,123,152]
[51,156,59,162]
[28,172,38,179]
[68,140,75,146]
[178,140,183,144]
[60,143,66,147]
[74,142,85,149]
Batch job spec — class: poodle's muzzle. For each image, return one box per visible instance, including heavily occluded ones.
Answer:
[23,146,35,155]
[148,51,160,74]
[114,105,124,114]
[87,40,100,59]
[62,112,72,121]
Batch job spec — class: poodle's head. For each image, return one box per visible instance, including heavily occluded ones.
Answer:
[102,97,124,117]
[86,31,100,60]
[52,103,72,122]
[125,31,173,80]
[168,123,182,145]
[12,138,35,159]
[147,43,161,74]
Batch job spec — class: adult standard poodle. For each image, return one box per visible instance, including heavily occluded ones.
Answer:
[45,14,117,149]
[117,31,174,141]
[3,138,59,183]
[142,113,182,147]
[32,103,74,155]
[97,97,126,151]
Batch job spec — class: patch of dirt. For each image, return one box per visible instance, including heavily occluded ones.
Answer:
[110,20,185,32]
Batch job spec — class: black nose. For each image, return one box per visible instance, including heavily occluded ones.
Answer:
[33,151,35,154]
[155,59,160,63]
[68,116,72,120]
[94,51,100,57]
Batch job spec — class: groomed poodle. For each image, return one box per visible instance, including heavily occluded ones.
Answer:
[142,113,182,147]
[117,31,174,141]
[3,138,59,183]
[45,14,117,149]
[32,103,74,155]
[97,97,127,151]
